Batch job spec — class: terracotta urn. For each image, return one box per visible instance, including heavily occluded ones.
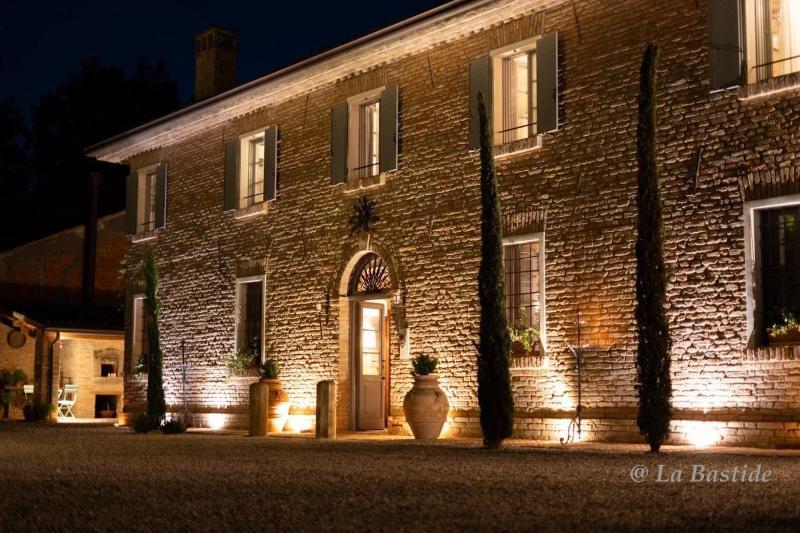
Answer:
[261,378,290,433]
[403,374,449,440]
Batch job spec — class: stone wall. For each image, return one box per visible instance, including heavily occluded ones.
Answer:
[119,0,800,446]
[55,336,124,419]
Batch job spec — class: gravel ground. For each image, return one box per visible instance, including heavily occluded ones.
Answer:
[2,423,800,532]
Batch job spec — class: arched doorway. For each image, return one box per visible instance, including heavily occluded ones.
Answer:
[346,252,394,430]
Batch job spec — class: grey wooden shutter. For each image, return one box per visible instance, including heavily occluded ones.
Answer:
[469,57,492,150]
[536,33,559,134]
[125,172,138,235]
[709,0,743,90]
[155,163,167,229]
[224,137,239,210]
[264,126,278,202]
[379,85,399,173]
[331,102,348,184]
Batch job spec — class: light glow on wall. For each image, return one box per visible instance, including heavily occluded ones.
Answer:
[207,413,227,430]
[285,414,314,433]
[686,421,723,447]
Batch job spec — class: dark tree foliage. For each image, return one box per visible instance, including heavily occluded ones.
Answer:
[634,43,672,453]
[144,248,166,428]
[0,97,31,251]
[476,92,514,449]
[9,57,179,250]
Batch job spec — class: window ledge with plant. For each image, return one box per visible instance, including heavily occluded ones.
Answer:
[494,134,543,159]
[738,70,800,101]
[225,339,261,378]
[768,311,800,346]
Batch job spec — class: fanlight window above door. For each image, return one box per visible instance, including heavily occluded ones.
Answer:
[349,253,393,295]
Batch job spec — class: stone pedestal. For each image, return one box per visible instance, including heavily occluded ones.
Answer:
[316,380,336,439]
[249,381,270,437]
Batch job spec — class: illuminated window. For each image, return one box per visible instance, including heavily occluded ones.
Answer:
[239,132,265,208]
[492,39,538,144]
[745,0,800,83]
[759,205,800,335]
[236,278,264,360]
[137,169,157,233]
[503,236,544,334]
[348,89,382,180]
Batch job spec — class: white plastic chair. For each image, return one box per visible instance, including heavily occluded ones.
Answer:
[23,384,33,402]
[57,385,78,419]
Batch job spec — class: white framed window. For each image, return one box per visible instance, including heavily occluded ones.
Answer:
[492,38,538,144]
[745,0,800,83]
[348,88,383,180]
[136,165,158,233]
[131,294,147,371]
[503,233,547,350]
[744,194,800,344]
[239,131,265,208]
[235,276,265,362]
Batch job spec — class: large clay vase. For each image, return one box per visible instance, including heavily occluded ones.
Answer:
[403,374,449,439]
[262,378,290,433]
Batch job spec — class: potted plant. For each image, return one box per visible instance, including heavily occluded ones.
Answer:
[258,359,290,433]
[348,195,380,249]
[0,369,28,419]
[403,353,449,440]
[508,306,542,356]
[769,311,800,346]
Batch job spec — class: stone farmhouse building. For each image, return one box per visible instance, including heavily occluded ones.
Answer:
[88,0,800,446]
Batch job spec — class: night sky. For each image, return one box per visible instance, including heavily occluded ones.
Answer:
[1,0,446,116]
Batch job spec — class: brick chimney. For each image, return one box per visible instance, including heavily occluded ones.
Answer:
[194,27,238,101]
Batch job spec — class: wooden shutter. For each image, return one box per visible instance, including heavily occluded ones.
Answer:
[224,137,240,211]
[125,172,138,235]
[709,0,743,90]
[331,102,349,184]
[469,57,492,150]
[379,85,399,173]
[536,33,559,134]
[264,126,278,202]
[155,163,167,229]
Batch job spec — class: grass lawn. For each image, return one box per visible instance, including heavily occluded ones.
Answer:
[2,423,800,531]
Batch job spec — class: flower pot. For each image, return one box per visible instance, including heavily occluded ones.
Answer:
[260,378,290,433]
[403,374,449,440]
[99,409,115,418]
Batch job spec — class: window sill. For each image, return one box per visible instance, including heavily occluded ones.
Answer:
[738,71,800,101]
[131,229,159,243]
[343,173,387,193]
[232,202,269,219]
[494,135,543,159]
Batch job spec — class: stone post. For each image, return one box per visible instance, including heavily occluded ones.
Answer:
[316,380,336,439]
[249,381,269,437]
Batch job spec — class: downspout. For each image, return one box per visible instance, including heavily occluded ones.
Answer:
[81,170,101,309]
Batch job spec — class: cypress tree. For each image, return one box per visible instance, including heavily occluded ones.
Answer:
[476,92,514,449]
[634,43,672,452]
[144,248,166,428]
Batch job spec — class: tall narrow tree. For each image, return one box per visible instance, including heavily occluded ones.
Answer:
[476,93,514,449]
[634,43,672,452]
[144,248,166,427]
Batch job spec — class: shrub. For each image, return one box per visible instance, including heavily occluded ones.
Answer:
[132,412,159,433]
[161,418,187,434]
[508,306,540,354]
[23,402,54,422]
[258,359,280,380]
[769,311,800,339]
[475,91,514,449]
[227,339,259,372]
[411,353,438,375]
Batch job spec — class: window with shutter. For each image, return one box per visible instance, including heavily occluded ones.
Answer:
[236,277,264,362]
[342,86,398,189]
[135,165,159,234]
[743,0,800,84]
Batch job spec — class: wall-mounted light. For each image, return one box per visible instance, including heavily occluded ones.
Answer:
[392,284,408,347]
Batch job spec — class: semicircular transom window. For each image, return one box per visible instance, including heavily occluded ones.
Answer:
[349,253,393,295]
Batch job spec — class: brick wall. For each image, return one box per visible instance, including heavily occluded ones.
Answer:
[119,0,800,447]
[0,212,126,311]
